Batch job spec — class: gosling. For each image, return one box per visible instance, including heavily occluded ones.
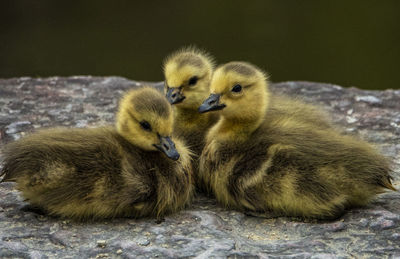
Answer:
[198,61,396,219]
[163,47,218,190]
[0,87,193,220]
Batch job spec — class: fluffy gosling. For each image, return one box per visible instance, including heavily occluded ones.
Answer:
[163,47,218,190]
[198,61,396,219]
[0,87,193,220]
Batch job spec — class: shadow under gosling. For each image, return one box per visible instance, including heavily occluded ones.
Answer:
[0,87,193,220]
[163,47,219,191]
[198,61,396,219]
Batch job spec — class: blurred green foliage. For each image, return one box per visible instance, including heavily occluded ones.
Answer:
[0,0,399,89]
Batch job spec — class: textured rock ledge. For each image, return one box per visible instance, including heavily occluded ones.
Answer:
[0,76,399,258]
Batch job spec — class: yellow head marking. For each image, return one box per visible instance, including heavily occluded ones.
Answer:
[116,87,173,151]
[163,47,215,109]
[209,62,269,122]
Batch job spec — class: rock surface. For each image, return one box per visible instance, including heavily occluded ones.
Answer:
[0,76,399,258]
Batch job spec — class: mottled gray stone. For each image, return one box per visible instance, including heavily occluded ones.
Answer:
[0,76,399,258]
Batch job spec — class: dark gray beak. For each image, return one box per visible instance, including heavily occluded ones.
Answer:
[153,136,180,161]
[166,87,186,105]
[198,94,226,113]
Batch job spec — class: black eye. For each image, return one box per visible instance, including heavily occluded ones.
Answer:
[188,76,198,86]
[140,121,152,131]
[232,84,242,93]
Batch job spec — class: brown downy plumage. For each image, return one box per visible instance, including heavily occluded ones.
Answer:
[0,87,193,220]
[163,47,219,191]
[198,61,396,219]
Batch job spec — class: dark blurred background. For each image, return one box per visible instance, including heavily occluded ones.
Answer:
[0,0,399,89]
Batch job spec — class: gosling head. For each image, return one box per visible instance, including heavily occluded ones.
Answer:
[198,62,269,122]
[116,87,180,161]
[163,47,215,110]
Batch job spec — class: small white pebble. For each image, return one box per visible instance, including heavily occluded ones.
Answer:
[347,109,353,115]
[97,240,107,248]
[346,116,357,124]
